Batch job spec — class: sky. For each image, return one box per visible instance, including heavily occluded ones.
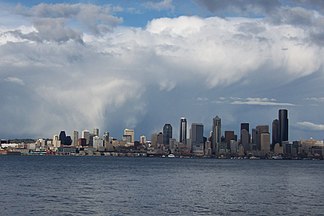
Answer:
[0,0,324,141]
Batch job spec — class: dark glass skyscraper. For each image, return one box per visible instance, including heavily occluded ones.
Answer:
[279,109,288,144]
[163,124,172,145]
[272,119,279,146]
[191,123,204,151]
[179,117,187,144]
[212,116,221,154]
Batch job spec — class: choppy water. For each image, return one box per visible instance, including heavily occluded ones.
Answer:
[0,156,323,215]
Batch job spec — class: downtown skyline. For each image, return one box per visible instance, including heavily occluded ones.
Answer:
[0,0,324,140]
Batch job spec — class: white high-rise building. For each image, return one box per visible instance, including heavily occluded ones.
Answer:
[52,135,61,148]
[93,136,104,150]
[124,129,135,143]
[140,135,146,145]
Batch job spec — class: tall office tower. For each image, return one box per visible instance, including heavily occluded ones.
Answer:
[163,124,172,145]
[241,129,250,152]
[224,131,235,148]
[212,116,221,154]
[53,134,61,148]
[260,132,270,154]
[124,129,135,143]
[103,131,110,149]
[93,136,104,150]
[240,123,250,142]
[180,117,187,144]
[256,125,269,151]
[279,109,288,144]
[157,132,163,145]
[191,123,204,152]
[72,130,79,146]
[93,128,99,137]
[140,135,146,145]
[151,133,158,147]
[81,130,90,145]
[272,119,279,146]
[59,131,67,145]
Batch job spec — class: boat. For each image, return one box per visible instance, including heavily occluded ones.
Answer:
[167,154,175,158]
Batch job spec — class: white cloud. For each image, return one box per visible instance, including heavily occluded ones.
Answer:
[4,77,25,85]
[212,97,295,106]
[297,121,324,131]
[0,4,324,138]
[306,97,324,103]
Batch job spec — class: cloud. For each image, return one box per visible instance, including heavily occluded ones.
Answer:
[194,0,281,16]
[0,4,324,139]
[305,97,324,103]
[11,3,123,42]
[297,121,324,131]
[144,0,174,11]
[216,97,295,106]
[4,77,25,85]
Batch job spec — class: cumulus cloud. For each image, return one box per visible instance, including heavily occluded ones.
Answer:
[0,2,324,139]
[297,121,324,131]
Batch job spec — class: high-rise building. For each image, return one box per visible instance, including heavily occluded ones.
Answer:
[124,129,135,143]
[240,123,250,142]
[163,124,172,145]
[82,130,90,145]
[241,129,250,152]
[140,135,146,145]
[272,119,279,146]
[212,116,221,154]
[279,109,288,144]
[157,132,163,145]
[93,128,99,136]
[72,130,79,146]
[93,136,104,150]
[180,117,187,144]
[256,125,269,151]
[224,131,235,148]
[52,134,61,148]
[191,123,204,154]
[103,131,110,149]
[59,131,67,145]
[260,132,270,154]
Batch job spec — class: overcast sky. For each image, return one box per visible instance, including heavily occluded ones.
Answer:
[0,0,324,140]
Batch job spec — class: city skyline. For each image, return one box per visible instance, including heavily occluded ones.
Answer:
[0,1,324,140]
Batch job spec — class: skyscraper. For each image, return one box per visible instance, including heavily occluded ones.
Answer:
[256,125,269,151]
[212,116,221,154]
[124,129,135,143]
[72,130,79,146]
[82,130,90,145]
[93,128,99,136]
[180,117,187,144]
[190,123,204,146]
[163,124,172,145]
[191,123,204,153]
[272,119,279,146]
[279,109,288,144]
[240,123,250,152]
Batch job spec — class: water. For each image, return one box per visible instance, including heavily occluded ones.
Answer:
[0,156,323,216]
